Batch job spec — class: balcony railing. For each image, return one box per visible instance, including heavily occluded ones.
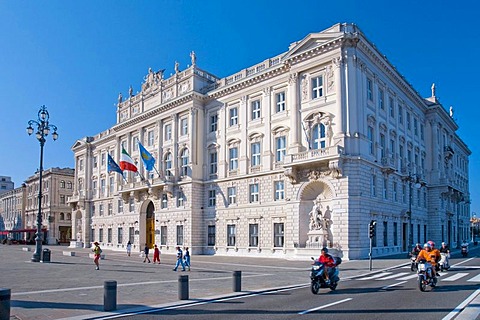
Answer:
[284,145,344,165]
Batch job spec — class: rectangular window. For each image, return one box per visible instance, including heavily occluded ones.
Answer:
[207,225,216,246]
[60,195,66,205]
[249,184,259,203]
[251,142,261,166]
[101,153,106,166]
[383,178,388,199]
[118,227,123,244]
[274,223,284,247]
[100,179,105,196]
[210,113,218,132]
[414,118,418,136]
[176,225,184,245]
[406,112,411,130]
[380,133,386,158]
[208,189,216,207]
[165,124,172,141]
[371,175,376,196]
[209,151,217,175]
[229,107,238,126]
[132,136,139,151]
[367,78,373,101]
[229,147,238,171]
[312,76,323,99]
[93,181,97,197]
[109,177,114,194]
[129,227,134,244]
[276,91,286,112]
[99,228,104,242]
[92,204,96,216]
[180,118,188,136]
[129,197,135,212]
[251,100,261,120]
[108,203,112,215]
[177,191,184,207]
[275,136,286,162]
[227,224,236,246]
[228,187,236,205]
[378,88,384,110]
[107,228,112,243]
[367,126,374,155]
[274,181,285,201]
[389,97,395,117]
[93,156,98,168]
[147,130,155,146]
[402,184,407,204]
[249,224,259,247]
[383,221,388,246]
[420,124,424,140]
[99,204,104,216]
[118,199,123,213]
[393,182,398,202]
[398,105,403,124]
[390,139,395,159]
[161,193,168,209]
[394,222,398,246]
[160,226,167,245]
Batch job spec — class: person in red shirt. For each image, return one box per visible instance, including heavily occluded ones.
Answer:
[153,244,161,264]
[318,247,335,283]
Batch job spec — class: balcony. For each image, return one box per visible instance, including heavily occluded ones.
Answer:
[381,156,396,174]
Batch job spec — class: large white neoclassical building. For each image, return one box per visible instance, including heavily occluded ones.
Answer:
[68,23,470,260]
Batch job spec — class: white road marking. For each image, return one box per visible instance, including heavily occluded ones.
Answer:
[467,274,480,282]
[298,298,353,315]
[441,273,469,282]
[397,274,420,280]
[381,281,407,290]
[376,272,408,280]
[442,288,480,320]
[357,272,391,280]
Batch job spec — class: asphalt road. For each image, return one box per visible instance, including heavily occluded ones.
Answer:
[111,256,480,320]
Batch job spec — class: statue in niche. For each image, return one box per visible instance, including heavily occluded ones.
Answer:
[323,205,333,247]
[308,196,334,247]
[117,92,123,104]
[308,196,323,231]
[326,119,334,146]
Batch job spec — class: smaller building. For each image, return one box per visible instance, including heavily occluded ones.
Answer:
[0,176,14,194]
[24,168,75,244]
[0,185,25,241]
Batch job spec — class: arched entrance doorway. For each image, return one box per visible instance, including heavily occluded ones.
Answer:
[146,202,155,248]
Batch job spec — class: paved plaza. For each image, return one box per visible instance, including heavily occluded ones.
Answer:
[0,244,477,319]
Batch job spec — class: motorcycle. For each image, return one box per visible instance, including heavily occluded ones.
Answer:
[439,252,450,271]
[310,257,340,294]
[461,245,468,257]
[417,260,437,292]
[409,253,418,272]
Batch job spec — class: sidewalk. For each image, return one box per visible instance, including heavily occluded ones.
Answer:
[0,244,475,319]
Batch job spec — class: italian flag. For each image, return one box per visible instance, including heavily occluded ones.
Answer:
[120,148,138,172]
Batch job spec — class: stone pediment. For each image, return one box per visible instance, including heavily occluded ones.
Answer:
[282,31,343,61]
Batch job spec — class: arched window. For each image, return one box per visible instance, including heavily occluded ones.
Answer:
[67,181,72,189]
[164,152,172,177]
[180,149,189,176]
[312,123,326,149]
[66,213,71,220]
[60,212,65,220]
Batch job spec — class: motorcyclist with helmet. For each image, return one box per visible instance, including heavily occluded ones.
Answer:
[411,243,422,256]
[439,242,450,270]
[416,242,441,278]
[318,247,336,283]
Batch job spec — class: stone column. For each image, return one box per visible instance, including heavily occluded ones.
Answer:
[334,56,344,138]
[262,87,272,169]
[288,72,301,153]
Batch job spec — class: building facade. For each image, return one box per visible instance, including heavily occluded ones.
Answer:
[0,176,14,194]
[69,23,470,259]
[0,185,25,240]
[24,167,75,244]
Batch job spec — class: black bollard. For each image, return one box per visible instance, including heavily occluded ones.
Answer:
[0,288,11,320]
[233,271,242,292]
[178,275,189,300]
[104,281,117,311]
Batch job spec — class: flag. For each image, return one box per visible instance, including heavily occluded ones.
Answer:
[120,148,138,172]
[138,142,156,171]
[107,154,123,175]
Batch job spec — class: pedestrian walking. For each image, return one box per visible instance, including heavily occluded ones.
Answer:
[92,242,102,270]
[143,243,151,263]
[184,247,191,271]
[126,241,132,256]
[173,246,185,271]
[153,244,161,264]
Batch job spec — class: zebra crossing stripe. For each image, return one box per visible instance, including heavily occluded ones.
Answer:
[397,274,418,280]
[376,272,409,280]
[441,273,469,281]
[358,272,392,280]
[466,274,480,282]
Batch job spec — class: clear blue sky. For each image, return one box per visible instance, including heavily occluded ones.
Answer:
[1,1,478,213]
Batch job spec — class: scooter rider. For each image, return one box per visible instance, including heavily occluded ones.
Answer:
[439,242,450,269]
[440,242,450,255]
[411,243,422,256]
[318,247,336,283]
[416,242,441,278]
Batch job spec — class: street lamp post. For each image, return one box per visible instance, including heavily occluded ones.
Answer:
[405,173,422,250]
[26,106,58,262]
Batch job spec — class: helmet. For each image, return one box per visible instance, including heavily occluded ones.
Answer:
[423,243,431,249]
[427,240,435,248]
[321,247,329,253]
[442,242,446,245]
[416,243,421,246]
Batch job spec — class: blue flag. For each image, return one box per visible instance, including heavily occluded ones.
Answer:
[138,142,156,171]
[107,154,123,175]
